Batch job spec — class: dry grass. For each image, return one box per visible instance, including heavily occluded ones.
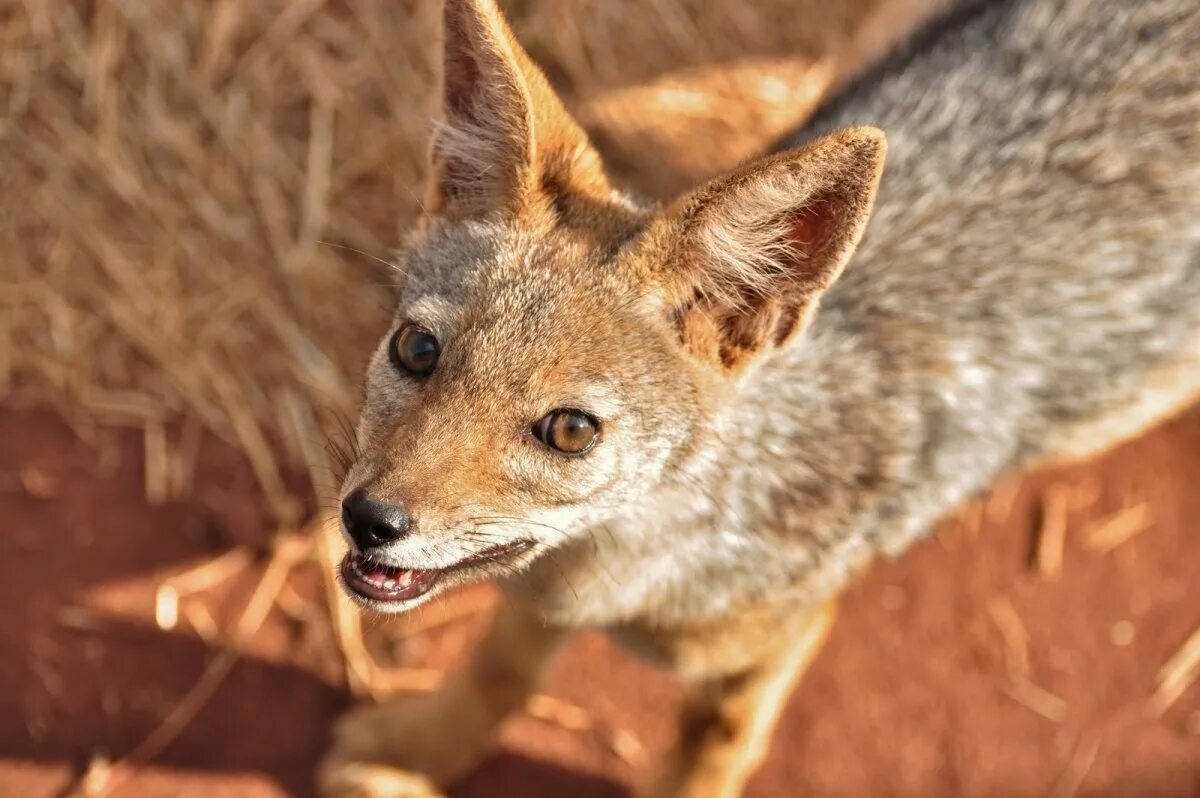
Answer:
[1035,485,1071,579]
[1147,624,1200,718]
[2,0,438,523]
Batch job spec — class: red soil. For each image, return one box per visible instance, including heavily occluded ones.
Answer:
[1,406,1198,798]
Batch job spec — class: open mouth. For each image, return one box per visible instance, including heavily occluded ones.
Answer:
[339,540,533,605]
[340,555,441,602]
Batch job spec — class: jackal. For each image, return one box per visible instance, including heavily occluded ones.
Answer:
[319,0,1200,795]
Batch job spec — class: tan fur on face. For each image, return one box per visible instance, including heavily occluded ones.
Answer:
[347,215,704,591]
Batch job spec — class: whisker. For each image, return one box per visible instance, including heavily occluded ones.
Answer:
[318,239,403,274]
[467,516,569,538]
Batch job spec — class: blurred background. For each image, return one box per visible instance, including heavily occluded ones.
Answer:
[1,1,1197,796]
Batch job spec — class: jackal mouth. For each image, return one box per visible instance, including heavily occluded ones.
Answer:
[338,540,534,605]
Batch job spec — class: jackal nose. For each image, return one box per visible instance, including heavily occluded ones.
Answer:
[341,490,412,550]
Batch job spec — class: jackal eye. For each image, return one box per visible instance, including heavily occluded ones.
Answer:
[533,410,599,455]
[390,325,439,377]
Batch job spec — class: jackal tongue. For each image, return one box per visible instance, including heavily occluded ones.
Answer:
[341,552,438,602]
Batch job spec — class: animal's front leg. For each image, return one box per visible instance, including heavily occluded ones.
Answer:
[650,603,836,798]
[318,602,565,798]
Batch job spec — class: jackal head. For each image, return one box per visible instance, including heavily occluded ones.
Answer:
[337,0,886,611]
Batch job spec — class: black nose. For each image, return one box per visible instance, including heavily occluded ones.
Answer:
[341,490,412,550]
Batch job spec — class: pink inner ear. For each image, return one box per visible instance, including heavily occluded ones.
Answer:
[785,197,840,277]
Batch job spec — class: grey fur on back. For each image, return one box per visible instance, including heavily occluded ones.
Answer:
[795,0,1200,534]
[516,0,1200,630]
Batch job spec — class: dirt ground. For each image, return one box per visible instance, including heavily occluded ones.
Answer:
[2,405,1199,798]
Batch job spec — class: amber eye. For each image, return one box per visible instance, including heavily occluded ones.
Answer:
[390,325,439,376]
[533,410,599,455]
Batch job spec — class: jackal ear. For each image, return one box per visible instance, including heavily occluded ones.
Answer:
[430,0,611,219]
[658,127,886,372]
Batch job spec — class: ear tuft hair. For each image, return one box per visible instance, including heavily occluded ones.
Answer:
[429,0,616,221]
[429,0,534,217]
[662,127,886,370]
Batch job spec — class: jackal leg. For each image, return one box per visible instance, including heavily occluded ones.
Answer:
[319,602,564,798]
[651,603,836,798]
